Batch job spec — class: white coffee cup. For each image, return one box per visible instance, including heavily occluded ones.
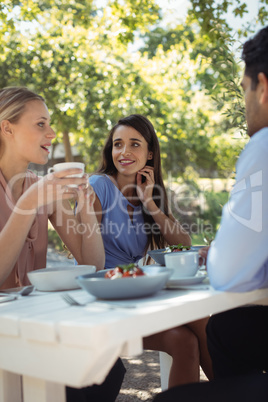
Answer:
[48,162,85,187]
[164,251,205,279]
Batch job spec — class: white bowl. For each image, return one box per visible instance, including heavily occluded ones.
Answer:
[164,251,201,278]
[76,265,173,300]
[27,265,96,291]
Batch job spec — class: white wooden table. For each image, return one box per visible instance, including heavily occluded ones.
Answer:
[0,285,267,402]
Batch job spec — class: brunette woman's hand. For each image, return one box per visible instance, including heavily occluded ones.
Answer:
[136,165,155,207]
[74,179,96,214]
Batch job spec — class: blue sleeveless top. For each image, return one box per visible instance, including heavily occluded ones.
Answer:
[89,174,148,269]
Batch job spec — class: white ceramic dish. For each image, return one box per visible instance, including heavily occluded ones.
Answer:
[164,250,204,278]
[27,265,96,292]
[148,246,205,266]
[76,265,173,300]
[166,274,207,288]
[191,245,205,251]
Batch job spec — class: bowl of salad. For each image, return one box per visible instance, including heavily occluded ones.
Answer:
[147,244,192,266]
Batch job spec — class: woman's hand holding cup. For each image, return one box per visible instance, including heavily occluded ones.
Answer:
[47,162,85,188]
[47,162,88,196]
[41,162,87,206]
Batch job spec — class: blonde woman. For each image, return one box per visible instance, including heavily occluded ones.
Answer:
[0,86,125,401]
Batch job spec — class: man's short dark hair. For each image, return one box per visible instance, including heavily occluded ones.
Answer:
[242,26,268,89]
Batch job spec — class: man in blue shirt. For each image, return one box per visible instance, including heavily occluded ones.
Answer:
[153,25,268,401]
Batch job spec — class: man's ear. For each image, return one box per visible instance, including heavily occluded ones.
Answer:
[147,151,153,160]
[0,120,13,137]
[257,72,268,104]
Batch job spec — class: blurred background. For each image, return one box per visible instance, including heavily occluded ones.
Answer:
[1,0,267,248]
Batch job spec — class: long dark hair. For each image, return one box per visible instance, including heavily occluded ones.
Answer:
[242,26,268,89]
[97,114,170,255]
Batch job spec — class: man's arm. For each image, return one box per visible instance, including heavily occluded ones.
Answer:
[207,131,268,291]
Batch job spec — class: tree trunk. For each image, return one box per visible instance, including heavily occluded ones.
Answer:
[62,130,73,162]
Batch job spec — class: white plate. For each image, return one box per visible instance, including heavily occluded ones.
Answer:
[166,274,207,288]
[27,265,96,292]
[76,265,173,300]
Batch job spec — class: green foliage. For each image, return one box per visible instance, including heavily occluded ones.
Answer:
[207,28,248,136]
[2,0,266,242]
[191,232,206,246]
[0,0,266,181]
[188,0,268,40]
[108,0,161,42]
[187,0,267,139]
[188,0,232,41]
[168,178,229,241]
[200,190,229,233]
[258,6,268,25]
[48,226,65,251]
[212,74,247,135]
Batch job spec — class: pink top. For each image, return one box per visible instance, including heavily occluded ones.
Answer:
[0,170,49,290]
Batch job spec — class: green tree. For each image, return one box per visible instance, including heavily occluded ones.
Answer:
[0,0,161,164]
[0,0,266,179]
[188,0,268,39]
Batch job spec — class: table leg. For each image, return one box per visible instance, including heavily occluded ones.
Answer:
[22,376,66,402]
[0,369,22,402]
[159,351,172,391]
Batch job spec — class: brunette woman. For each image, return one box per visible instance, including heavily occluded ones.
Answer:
[89,114,213,387]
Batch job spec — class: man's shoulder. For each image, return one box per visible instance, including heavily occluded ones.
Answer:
[250,127,268,146]
[239,127,268,163]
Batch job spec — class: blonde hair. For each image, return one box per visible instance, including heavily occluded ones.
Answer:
[0,87,44,125]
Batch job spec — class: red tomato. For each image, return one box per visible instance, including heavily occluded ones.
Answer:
[122,271,132,277]
[114,267,123,274]
[105,264,145,279]
[133,267,145,276]
[104,270,114,278]
[105,267,123,278]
